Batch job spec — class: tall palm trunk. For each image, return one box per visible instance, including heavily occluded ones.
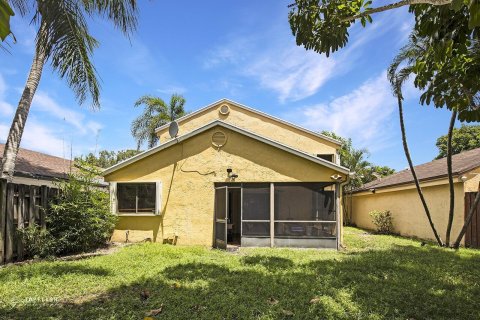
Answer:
[396,90,444,246]
[445,110,457,246]
[1,38,46,180]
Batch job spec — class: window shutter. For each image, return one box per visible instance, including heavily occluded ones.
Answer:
[155,181,163,215]
[109,182,117,214]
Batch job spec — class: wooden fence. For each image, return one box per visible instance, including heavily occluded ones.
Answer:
[465,192,480,249]
[0,179,58,264]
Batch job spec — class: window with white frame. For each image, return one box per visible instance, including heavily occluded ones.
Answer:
[117,182,157,214]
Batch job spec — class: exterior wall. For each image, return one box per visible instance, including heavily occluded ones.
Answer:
[104,126,343,246]
[464,167,480,192]
[351,182,465,244]
[156,102,339,158]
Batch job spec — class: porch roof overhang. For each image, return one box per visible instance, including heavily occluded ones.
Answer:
[102,120,350,176]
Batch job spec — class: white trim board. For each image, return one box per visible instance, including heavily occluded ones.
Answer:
[154,98,342,146]
[103,120,350,176]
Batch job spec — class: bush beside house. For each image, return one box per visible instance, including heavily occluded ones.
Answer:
[19,162,117,259]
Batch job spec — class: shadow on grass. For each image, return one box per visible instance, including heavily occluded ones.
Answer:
[0,264,111,281]
[241,255,295,271]
[1,246,479,320]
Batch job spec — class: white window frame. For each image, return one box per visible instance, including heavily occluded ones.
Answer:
[109,181,162,216]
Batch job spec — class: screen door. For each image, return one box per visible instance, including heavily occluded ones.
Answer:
[214,186,228,249]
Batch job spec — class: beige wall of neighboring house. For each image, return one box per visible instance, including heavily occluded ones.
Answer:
[351,180,466,244]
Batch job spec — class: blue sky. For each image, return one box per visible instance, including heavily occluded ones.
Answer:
[0,1,458,170]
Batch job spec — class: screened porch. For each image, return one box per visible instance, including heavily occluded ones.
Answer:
[214,182,339,249]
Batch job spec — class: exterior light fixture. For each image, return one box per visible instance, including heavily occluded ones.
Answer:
[370,188,376,194]
[227,168,238,180]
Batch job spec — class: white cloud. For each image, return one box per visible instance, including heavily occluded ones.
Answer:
[285,72,397,151]
[0,120,65,157]
[245,47,337,103]
[156,85,187,95]
[202,10,410,103]
[32,91,102,135]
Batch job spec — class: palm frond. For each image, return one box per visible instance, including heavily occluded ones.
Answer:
[82,0,138,37]
[37,0,100,108]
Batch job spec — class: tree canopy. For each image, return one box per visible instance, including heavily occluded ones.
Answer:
[131,94,186,149]
[321,131,395,188]
[435,125,480,159]
[76,149,142,169]
[289,0,480,121]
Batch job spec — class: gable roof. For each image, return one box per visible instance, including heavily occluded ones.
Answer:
[356,147,480,192]
[154,98,342,146]
[0,144,72,180]
[103,120,349,176]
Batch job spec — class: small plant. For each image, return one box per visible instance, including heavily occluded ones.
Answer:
[369,210,394,234]
[17,224,55,259]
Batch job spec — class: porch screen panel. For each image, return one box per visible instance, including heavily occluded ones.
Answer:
[274,183,336,239]
[242,183,270,237]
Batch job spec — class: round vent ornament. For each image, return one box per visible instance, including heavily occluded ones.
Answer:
[219,104,230,115]
[212,131,227,148]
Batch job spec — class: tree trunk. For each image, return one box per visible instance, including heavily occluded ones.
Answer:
[396,91,444,246]
[445,110,457,246]
[453,182,480,249]
[0,45,46,180]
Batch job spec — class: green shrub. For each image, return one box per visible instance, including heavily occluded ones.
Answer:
[17,225,55,259]
[21,161,117,258]
[369,210,394,234]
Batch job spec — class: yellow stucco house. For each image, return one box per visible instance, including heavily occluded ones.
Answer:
[351,148,480,247]
[103,99,350,249]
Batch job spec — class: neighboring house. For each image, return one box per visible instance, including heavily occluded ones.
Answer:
[351,148,480,247]
[103,99,350,249]
[0,144,72,187]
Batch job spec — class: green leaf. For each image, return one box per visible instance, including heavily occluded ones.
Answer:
[451,0,464,11]
[0,0,14,41]
[468,2,480,28]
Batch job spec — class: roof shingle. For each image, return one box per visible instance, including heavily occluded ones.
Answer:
[356,147,480,192]
[0,144,72,180]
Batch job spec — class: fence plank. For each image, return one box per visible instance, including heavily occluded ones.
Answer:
[5,183,14,263]
[0,179,6,264]
[473,193,478,248]
[17,185,25,261]
[465,193,471,247]
[28,185,35,226]
[40,185,48,230]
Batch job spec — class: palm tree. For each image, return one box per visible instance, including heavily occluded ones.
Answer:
[131,94,186,149]
[0,1,138,180]
[388,34,445,246]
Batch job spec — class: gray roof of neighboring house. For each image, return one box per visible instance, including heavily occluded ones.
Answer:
[355,147,480,192]
[0,143,72,180]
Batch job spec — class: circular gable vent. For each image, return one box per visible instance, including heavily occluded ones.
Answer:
[212,131,227,148]
[219,104,230,115]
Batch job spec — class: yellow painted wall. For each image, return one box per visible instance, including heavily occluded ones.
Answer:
[351,182,465,244]
[156,102,339,157]
[105,126,344,246]
[464,168,480,192]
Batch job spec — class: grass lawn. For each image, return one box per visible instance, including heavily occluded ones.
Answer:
[0,227,479,320]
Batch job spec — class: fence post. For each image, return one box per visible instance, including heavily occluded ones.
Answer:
[17,185,25,261]
[5,183,14,263]
[28,185,35,227]
[0,179,6,264]
[40,185,48,230]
